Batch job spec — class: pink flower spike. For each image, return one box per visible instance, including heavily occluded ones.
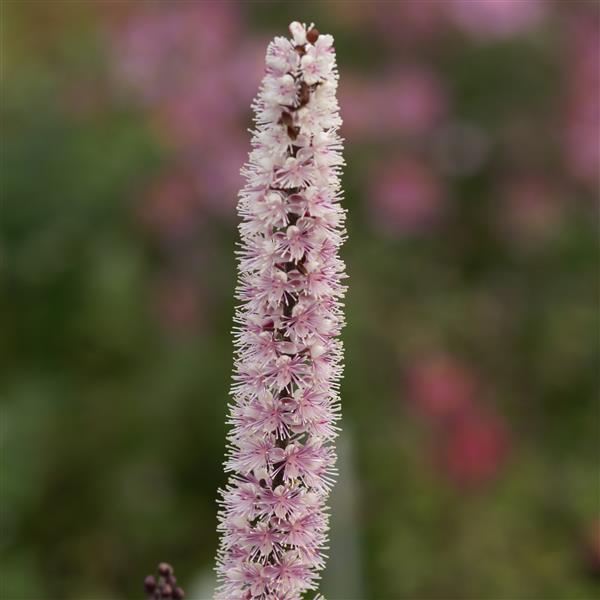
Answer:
[215,22,345,600]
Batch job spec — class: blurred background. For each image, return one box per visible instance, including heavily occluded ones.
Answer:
[2,1,599,599]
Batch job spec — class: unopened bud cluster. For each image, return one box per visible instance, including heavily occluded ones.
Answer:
[144,562,185,600]
[215,20,346,600]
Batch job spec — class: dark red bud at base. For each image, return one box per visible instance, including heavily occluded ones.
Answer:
[144,575,157,594]
[158,562,174,577]
[173,587,185,600]
[145,562,184,599]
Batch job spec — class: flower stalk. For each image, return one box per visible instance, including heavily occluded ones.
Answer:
[214,21,346,600]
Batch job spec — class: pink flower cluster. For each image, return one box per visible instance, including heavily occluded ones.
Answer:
[111,2,264,231]
[340,67,447,140]
[370,158,445,237]
[407,355,509,489]
[563,14,600,188]
[447,0,546,40]
[215,22,346,600]
[109,3,264,335]
[327,0,546,45]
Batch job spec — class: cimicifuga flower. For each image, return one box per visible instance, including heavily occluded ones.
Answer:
[215,21,346,600]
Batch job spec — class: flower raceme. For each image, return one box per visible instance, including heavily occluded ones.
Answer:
[215,21,346,600]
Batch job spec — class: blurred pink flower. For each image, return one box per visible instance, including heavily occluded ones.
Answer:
[563,16,600,187]
[438,409,509,488]
[384,70,447,135]
[137,173,200,240]
[407,355,477,421]
[341,68,447,140]
[111,3,262,147]
[500,174,562,245]
[145,41,264,150]
[367,1,445,45]
[113,3,240,104]
[109,2,264,235]
[405,353,509,488]
[370,158,445,236]
[153,275,202,333]
[447,0,546,40]
[193,137,248,216]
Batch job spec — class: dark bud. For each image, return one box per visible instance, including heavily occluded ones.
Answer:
[287,125,300,140]
[158,562,174,577]
[279,111,293,127]
[172,587,185,600]
[144,575,157,594]
[259,478,267,488]
[296,262,308,275]
[298,82,310,107]
[307,27,320,44]
[161,583,173,598]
